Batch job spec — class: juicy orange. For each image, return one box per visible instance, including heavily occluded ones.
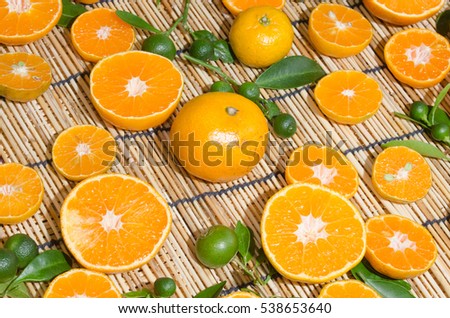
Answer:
[71,8,135,63]
[314,70,382,125]
[229,6,294,68]
[365,214,437,279]
[52,125,117,181]
[169,92,268,183]
[44,269,121,298]
[0,52,51,102]
[77,0,99,4]
[0,0,62,45]
[60,174,172,273]
[261,183,366,283]
[0,163,44,224]
[90,51,183,131]
[308,3,373,58]
[318,280,381,298]
[363,0,445,25]
[384,28,450,88]
[222,0,285,16]
[285,144,359,199]
[222,291,261,298]
[372,146,432,203]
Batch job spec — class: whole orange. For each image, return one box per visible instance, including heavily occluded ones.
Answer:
[169,92,268,183]
[229,6,294,68]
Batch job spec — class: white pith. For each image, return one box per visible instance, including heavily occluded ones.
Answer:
[389,231,416,252]
[7,0,31,13]
[341,89,355,98]
[100,209,124,233]
[12,63,28,77]
[76,143,91,156]
[125,77,148,97]
[311,164,338,185]
[294,214,329,245]
[0,185,18,196]
[405,44,432,67]
[96,26,112,40]
[328,10,352,30]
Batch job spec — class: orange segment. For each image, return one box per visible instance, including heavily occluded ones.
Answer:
[71,8,135,62]
[261,183,366,283]
[363,0,445,25]
[372,146,432,203]
[222,291,261,298]
[44,269,121,298]
[384,28,450,88]
[365,215,437,279]
[308,3,373,58]
[0,163,44,224]
[0,52,52,102]
[90,51,184,131]
[0,0,62,45]
[314,70,382,124]
[222,0,285,16]
[61,174,172,273]
[318,280,381,298]
[285,145,359,199]
[52,125,117,181]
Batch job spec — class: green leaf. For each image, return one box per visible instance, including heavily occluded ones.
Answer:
[191,30,218,42]
[234,221,252,265]
[116,10,162,33]
[193,281,226,298]
[57,0,87,28]
[0,278,15,297]
[433,108,450,125]
[382,140,450,161]
[429,83,450,125]
[6,283,30,298]
[351,261,415,298]
[213,40,234,63]
[255,56,326,89]
[122,288,153,298]
[436,10,450,38]
[9,250,71,288]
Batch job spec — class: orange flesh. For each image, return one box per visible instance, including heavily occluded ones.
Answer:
[320,280,380,298]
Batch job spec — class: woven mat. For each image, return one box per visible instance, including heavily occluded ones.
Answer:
[1,0,450,298]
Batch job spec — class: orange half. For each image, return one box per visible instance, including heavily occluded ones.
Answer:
[261,183,366,283]
[90,51,184,131]
[319,280,381,298]
[0,0,62,45]
[61,174,172,273]
[222,0,285,16]
[222,291,261,298]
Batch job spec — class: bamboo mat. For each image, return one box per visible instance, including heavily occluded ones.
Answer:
[1,0,450,298]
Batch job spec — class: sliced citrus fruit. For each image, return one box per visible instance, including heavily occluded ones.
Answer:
[0,163,44,224]
[308,3,373,58]
[261,183,366,283]
[222,0,285,16]
[365,214,437,279]
[0,0,62,45]
[372,146,432,203]
[363,0,445,25]
[61,174,172,273]
[77,0,99,4]
[285,144,359,199]
[314,70,382,125]
[44,269,121,298]
[71,8,135,62]
[222,291,261,298]
[52,125,117,181]
[384,28,450,88]
[318,280,381,298]
[0,52,51,102]
[90,51,184,131]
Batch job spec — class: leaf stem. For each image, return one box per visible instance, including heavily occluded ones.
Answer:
[182,0,192,32]
[394,112,428,128]
[183,54,240,86]
[429,83,450,125]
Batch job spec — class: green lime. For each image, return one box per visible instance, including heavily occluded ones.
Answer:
[430,123,450,141]
[142,34,177,60]
[238,82,260,102]
[189,39,214,62]
[154,277,177,297]
[410,101,429,123]
[0,248,18,283]
[210,81,234,93]
[195,225,238,268]
[272,113,297,138]
[5,234,39,269]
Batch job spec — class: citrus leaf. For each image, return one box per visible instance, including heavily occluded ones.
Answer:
[255,56,326,89]
[6,283,30,298]
[192,30,218,42]
[351,261,414,298]
[429,83,450,125]
[382,140,450,161]
[193,281,226,298]
[57,0,87,28]
[116,10,162,33]
[234,221,252,265]
[436,10,450,39]
[213,40,234,63]
[122,288,153,298]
